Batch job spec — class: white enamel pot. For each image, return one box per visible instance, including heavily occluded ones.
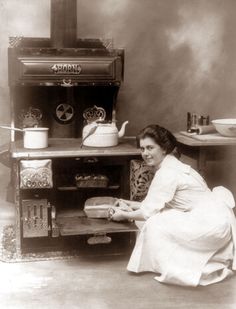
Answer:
[0,126,49,149]
[23,127,49,149]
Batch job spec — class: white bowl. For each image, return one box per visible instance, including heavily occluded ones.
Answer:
[212,119,236,137]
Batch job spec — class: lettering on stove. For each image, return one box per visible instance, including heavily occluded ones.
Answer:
[51,63,82,74]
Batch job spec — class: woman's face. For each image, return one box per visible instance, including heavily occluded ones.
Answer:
[139,137,166,168]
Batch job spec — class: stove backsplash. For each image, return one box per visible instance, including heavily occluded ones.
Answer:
[8,37,124,139]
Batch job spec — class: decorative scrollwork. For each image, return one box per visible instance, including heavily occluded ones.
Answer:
[20,160,53,189]
[100,38,114,49]
[130,160,155,201]
[19,107,43,128]
[9,36,23,47]
[61,79,73,87]
[20,167,52,189]
[83,105,106,123]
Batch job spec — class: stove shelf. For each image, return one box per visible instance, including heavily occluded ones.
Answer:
[57,185,120,191]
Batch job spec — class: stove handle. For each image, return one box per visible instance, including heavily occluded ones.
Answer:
[61,79,73,87]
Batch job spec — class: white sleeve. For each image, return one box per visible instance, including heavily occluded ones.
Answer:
[140,167,178,219]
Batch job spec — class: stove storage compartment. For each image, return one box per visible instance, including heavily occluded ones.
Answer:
[53,156,136,237]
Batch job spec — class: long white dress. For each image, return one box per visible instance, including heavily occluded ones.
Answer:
[127,154,236,286]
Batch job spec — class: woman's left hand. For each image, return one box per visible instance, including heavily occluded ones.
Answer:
[110,207,127,222]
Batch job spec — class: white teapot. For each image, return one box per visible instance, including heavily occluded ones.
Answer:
[82,120,129,147]
[82,106,128,147]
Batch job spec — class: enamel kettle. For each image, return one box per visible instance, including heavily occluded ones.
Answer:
[82,106,129,147]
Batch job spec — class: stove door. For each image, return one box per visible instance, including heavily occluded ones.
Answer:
[22,199,49,238]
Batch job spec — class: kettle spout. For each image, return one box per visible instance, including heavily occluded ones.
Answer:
[118,121,129,138]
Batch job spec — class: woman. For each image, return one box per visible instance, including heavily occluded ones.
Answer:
[111,124,236,286]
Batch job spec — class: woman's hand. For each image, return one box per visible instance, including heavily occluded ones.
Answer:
[110,207,128,222]
[109,198,143,222]
[109,206,145,222]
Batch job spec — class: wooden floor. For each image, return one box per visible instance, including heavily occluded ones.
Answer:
[0,199,236,309]
[0,253,236,309]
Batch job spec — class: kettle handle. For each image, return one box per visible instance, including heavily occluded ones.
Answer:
[80,125,98,148]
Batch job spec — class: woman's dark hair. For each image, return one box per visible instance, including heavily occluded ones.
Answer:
[136,124,181,158]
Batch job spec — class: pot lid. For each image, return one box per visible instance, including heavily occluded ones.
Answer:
[23,127,49,131]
